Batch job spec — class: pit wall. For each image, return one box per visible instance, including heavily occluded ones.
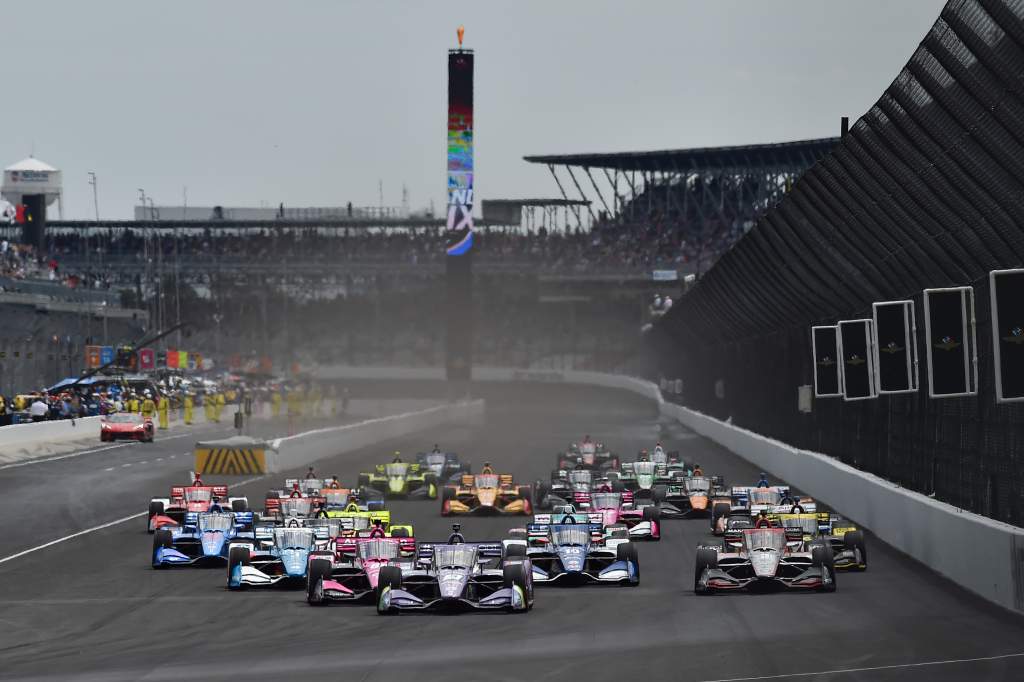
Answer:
[317,365,1024,614]
[0,416,104,452]
[268,400,485,473]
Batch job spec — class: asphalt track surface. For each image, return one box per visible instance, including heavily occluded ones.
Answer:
[1,383,1023,682]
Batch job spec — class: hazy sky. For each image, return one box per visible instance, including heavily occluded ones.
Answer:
[1,0,946,219]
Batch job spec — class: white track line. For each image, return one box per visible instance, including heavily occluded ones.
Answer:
[698,652,1024,681]
[0,443,130,471]
[0,475,267,566]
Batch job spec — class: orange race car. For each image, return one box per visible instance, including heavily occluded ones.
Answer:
[441,472,533,516]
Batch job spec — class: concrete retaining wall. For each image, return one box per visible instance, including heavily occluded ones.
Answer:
[268,400,485,473]
[318,364,1024,613]
[0,416,104,451]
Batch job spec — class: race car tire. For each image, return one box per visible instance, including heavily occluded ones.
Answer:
[694,547,718,593]
[652,485,668,504]
[810,543,837,592]
[616,541,640,584]
[442,486,456,502]
[711,502,731,532]
[227,545,250,590]
[504,543,527,560]
[231,499,249,513]
[307,558,332,605]
[502,562,530,611]
[516,485,532,504]
[357,474,371,490]
[611,478,625,493]
[642,504,661,523]
[376,565,403,613]
[152,529,173,569]
[843,530,868,570]
[390,527,410,538]
[147,501,164,533]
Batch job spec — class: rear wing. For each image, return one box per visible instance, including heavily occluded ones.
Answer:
[498,474,514,487]
[335,534,415,557]
[416,541,504,563]
[328,509,391,529]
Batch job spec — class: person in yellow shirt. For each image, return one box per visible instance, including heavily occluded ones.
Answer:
[272,391,282,418]
[184,394,194,425]
[203,393,215,422]
[157,395,170,430]
[127,394,140,414]
[140,395,156,419]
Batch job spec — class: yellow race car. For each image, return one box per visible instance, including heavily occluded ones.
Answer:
[441,473,533,516]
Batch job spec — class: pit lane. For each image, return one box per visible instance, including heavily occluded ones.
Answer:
[0,383,1021,682]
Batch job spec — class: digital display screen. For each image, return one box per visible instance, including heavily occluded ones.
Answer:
[447,51,474,256]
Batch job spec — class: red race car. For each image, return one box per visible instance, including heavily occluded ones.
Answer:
[101,413,154,442]
[148,481,248,532]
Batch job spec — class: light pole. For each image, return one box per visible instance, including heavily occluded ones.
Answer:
[213,313,223,362]
[88,172,102,270]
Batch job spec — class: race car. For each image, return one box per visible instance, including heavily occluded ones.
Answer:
[416,449,470,483]
[556,436,620,471]
[588,491,660,541]
[441,473,532,516]
[534,468,614,510]
[307,536,415,605]
[657,475,729,519]
[148,482,249,532]
[152,510,255,568]
[524,506,606,548]
[773,512,867,571]
[375,525,533,614]
[694,527,836,594]
[358,461,438,499]
[264,481,386,519]
[617,458,688,501]
[525,517,639,586]
[227,522,338,589]
[101,412,154,442]
[711,485,816,534]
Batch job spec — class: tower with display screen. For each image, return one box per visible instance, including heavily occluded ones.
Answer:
[446,27,474,385]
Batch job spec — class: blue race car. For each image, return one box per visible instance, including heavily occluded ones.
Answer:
[152,510,254,568]
[416,449,470,483]
[227,522,337,590]
[525,518,639,586]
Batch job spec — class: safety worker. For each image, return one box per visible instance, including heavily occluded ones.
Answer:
[756,473,770,488]
[157,394,170,430]
[755,510,772,529]
[214,392,225,423]
[204,393,215,422]
[140,394,156,419]
[183,393,194,425]
[272,390,282,418]
[127,393,140,414]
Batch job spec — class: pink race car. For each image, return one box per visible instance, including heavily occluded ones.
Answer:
[306,536,412,605]
[589,491,661,541]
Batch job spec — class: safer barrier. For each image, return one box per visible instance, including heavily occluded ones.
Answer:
[268,400,485,473]
[317,364,1024,614]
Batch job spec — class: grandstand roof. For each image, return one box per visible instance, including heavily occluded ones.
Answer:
[524,137,840,172]
[482,198,589,207]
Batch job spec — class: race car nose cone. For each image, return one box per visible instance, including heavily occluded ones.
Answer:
[750,549,780,578]
[437,568,467,599]
[200,531,225,557]
[557,546,585,572]
[281,549,309,577]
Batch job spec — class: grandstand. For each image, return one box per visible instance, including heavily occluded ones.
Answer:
[524,138,839,275]
[649,0,1024,526]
